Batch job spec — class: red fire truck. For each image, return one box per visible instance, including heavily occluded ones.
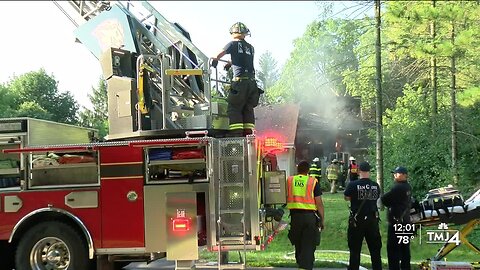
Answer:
[0,1,288,270]
[0,123,285,270]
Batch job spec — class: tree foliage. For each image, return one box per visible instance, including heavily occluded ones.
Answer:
[0,84,17,118]
[5,68,79,124]
[78,77,109,138]
[268,1,480,196]
[257,51,279,90]
[267,18,366,106]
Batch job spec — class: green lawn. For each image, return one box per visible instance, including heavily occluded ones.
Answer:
[200,193,479,268]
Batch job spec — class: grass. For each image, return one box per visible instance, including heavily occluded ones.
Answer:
[200,193,479,268]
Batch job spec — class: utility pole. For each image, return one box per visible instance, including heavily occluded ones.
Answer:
[450,21,459,185]
[375,0,384,192]
[430,0,438,131]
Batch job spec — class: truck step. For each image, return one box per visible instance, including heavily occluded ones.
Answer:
[219,236,245,242]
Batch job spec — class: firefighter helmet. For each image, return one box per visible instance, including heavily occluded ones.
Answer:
[332,159,338,163]
[229,22,250,36]
[313,157,320,162]
[349,156,356,161]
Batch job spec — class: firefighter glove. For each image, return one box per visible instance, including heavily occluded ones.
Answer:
[224,62,232,71]
[211,59,218,68]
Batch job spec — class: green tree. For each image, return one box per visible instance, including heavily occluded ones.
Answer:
[257,51,279,90]
[256,51,279,106]
[15,101,53,120]
[370,1,480,196]
[78,77,109,138]
[0,84,17,118]
[7,68,79,124]
[268,18,366,104]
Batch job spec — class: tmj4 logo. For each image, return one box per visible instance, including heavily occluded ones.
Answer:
[426,222,460,246]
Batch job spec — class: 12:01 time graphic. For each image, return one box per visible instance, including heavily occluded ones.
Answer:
[393,223,417,244]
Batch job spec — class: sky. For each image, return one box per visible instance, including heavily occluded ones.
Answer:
[0,1,359,109]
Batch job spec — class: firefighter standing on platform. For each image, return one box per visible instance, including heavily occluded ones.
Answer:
[344,161,382,270]
[308,157,322,182]
[287,160,325,270]
[212,22,261,137]
[347,156,359,184]
[326,159,340,193]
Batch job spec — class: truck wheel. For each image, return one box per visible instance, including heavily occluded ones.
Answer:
[15,221,89,270]
[0,240,14,270]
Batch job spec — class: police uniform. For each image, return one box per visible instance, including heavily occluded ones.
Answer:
[344,162,382,270]
[287,174,322,270]
[381,167,412,270]
[222,38,259,136]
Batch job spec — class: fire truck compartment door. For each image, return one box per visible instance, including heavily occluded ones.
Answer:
[144,183,208,253]
[263,171,287,205]
[100,178,145,248]
[166,192,198,260]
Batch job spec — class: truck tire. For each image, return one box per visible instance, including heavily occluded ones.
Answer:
[15,221,89,270]
[0,240,14,270]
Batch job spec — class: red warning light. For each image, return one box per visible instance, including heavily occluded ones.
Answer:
[264,137,283,149]
[172,218,190,232]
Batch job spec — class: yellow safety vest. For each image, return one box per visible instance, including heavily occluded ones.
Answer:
[286,175,317,210]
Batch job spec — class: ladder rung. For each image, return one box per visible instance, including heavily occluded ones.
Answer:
[220,209,244,214]
[165,69,203,76]
[220,157,244,161]
[220,182,244,187]
[219,236,245,242]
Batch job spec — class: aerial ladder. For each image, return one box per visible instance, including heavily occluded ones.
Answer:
[53,0,230,140]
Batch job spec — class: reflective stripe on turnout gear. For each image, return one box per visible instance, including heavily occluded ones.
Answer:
[286,175,317,210]
[309,164,321,178]
[243,123,255,129]
[350,163,358,173]
[229,123,244,130]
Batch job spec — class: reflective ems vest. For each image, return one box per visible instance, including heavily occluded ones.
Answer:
[350,163,358,174]
[286,175,317,210]
[326,164,339,180]
[308,164,322,179]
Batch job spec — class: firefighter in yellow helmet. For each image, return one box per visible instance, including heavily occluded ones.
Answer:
[211,22,262,137]
[287,160,325,270]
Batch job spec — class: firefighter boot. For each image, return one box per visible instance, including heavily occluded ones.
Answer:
[243,128,253,137]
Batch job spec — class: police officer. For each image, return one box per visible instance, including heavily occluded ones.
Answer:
[326,159,340,193]
[381,166,412,270]
[308,157,322,182]
[287,160,325,270]
[344,161,382,270]
[212,22,260,137]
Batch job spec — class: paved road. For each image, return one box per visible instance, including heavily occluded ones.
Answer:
[125,258,351,270]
